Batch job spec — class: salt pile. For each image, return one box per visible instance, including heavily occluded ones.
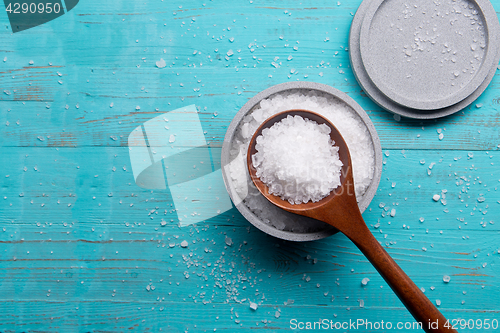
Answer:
[252,115,342,204]
[228,89,375,233]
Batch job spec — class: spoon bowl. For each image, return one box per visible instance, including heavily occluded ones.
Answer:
[247,110,457,333]
[247,109,352,213]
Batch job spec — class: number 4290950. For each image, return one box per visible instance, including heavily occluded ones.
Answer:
[5,2,62,14]
[445,319,499,330]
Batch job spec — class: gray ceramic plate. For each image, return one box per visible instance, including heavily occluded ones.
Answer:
[221,82,383,241]
[350,0,500,119]
[359,0,499,111]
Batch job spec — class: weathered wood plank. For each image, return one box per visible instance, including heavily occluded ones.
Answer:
[1,67,499,150]
[1,148,498,333]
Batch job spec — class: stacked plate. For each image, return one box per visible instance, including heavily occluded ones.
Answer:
[349,0,500,119]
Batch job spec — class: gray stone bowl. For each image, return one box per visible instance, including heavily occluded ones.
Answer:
[221,82,382,241]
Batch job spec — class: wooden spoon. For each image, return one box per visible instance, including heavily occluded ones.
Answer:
[247,110,458,333]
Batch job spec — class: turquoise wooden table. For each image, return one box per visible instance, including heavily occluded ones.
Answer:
[1,1,499,332]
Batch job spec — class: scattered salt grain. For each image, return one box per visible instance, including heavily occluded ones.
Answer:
[249,302,258,310]
[156,58,166,68]
[180,240,188,248]
[252,115,342,204]
[436,299,441,306]
[443,275,450,283]
[169,134,175,143]
[432,194,440,202]
[225,237,233,246]
[361,278,370,286]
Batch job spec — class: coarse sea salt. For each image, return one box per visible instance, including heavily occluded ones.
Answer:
[228,90,375,233]
[252,115,342,204]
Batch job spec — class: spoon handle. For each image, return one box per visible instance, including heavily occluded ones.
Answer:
[349,225,458,333]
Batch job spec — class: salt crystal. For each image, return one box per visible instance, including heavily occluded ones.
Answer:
[361,278,370,286]
[169,134,175,143]
[225,237,233,246]
[249,302,258,310]
[156,58,166,68]
[180,240,188,248]
[436,299,441,306]
[443,275,450,283]
[432,194,440,202]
